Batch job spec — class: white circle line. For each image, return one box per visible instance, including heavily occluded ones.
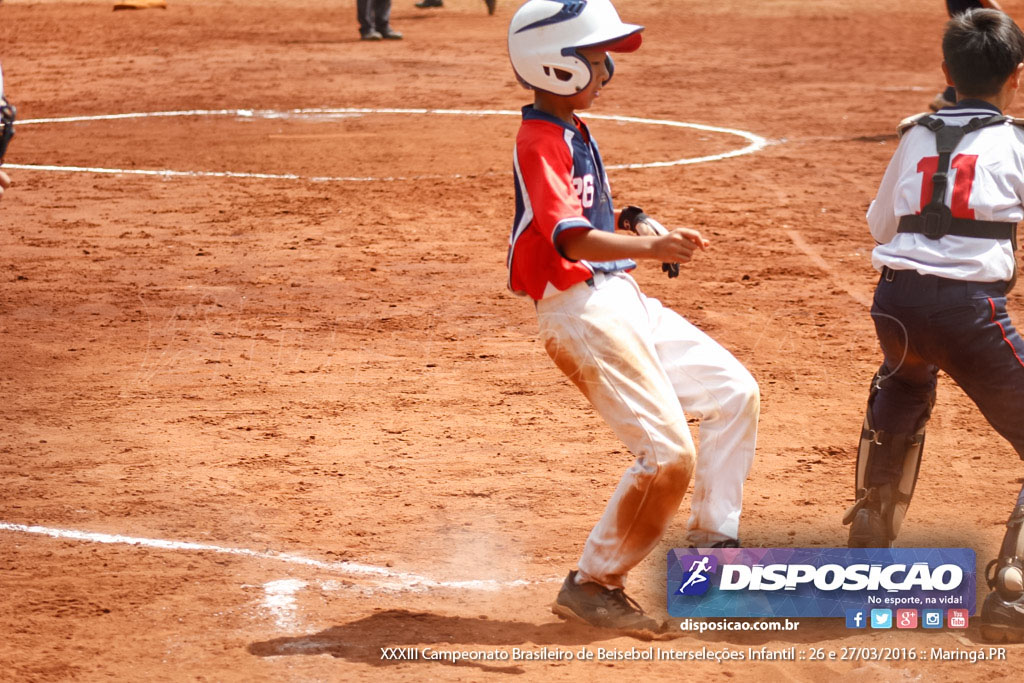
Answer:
[0,521,550,593]
[2,163,398,183]
[9,107,770,181]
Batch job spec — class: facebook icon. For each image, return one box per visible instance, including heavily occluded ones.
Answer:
[845,608,867,629]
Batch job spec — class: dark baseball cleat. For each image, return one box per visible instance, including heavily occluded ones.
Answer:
[379,27,403,40]
[980,591,1024,643]
[415,0,443,7]
[360,29,383,41]
[552,571,662,634]
[484,0,496,14]
[847,508,890,548]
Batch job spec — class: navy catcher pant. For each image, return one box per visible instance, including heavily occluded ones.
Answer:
[868,267,1024,487]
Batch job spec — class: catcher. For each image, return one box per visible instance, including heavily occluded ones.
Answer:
[505,0,759,634]
[843,8,1024,642]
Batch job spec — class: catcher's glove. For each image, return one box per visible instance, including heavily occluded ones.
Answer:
[617,205,679,278]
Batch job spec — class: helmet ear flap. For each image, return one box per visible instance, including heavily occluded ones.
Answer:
[603,54,615,86]
[548,47,594,92]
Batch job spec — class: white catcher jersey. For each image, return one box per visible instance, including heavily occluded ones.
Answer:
[868,101,1024,282]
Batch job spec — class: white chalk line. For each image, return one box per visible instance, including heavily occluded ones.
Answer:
[0,521,548,593]
[8,107,771,182]
[261,579,307,630]
[783,228,874,308]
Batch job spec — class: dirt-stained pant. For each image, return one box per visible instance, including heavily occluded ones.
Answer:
[536,272,759,589]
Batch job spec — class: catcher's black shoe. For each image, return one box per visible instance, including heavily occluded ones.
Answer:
[415,0,443,7]
[552,571,662,634]
[980,591,1024,643]
[847,508,890,548]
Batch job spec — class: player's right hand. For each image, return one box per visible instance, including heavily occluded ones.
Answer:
[649,228,708,263]
[0,170,10,203]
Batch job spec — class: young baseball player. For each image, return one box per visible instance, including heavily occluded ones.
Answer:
[0,62,13,203]
[843,8,1024,642]
[357,0,402,41]
[506,0,759,633]
[931,0,1005,111]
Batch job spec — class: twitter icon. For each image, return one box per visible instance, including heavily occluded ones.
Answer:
[870,609,893,629]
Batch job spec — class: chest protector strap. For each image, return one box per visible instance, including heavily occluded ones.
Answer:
[897,114,1018,245]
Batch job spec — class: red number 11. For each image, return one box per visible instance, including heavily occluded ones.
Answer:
[917,154,979,219]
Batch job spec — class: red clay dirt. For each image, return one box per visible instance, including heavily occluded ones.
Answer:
[1,0,1022,680]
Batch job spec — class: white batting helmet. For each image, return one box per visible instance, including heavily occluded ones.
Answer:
[508,0,643,96]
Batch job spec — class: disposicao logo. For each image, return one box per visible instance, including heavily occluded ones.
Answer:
[666,548,975,618]
[675,554,718,596]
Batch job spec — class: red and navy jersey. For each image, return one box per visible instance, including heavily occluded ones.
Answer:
[507,105,634,300]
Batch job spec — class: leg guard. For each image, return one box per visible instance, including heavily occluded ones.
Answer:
[980,484,1024,643]
[842,371,931,547]
[988,486,1024,602]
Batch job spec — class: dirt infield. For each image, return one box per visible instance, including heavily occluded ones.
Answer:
[1,0,1023,680]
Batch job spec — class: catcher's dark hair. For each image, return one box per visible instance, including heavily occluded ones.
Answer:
[943,8,1024,98]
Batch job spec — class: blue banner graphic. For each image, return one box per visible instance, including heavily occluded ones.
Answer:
[667,548,976,618]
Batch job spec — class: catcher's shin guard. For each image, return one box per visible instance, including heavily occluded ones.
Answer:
[842,372,931,547]
[980,484,1024,643]
[989,486,1024,602]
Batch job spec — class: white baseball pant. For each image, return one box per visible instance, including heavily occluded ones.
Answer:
[536,271,759,589]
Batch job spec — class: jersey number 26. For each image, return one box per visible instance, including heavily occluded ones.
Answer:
[573,174,595,208]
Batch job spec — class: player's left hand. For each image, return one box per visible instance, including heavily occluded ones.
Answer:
[618,206,710,278]
[637,219,708,278]
[0,170,10,203]
[621,213,691,278]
